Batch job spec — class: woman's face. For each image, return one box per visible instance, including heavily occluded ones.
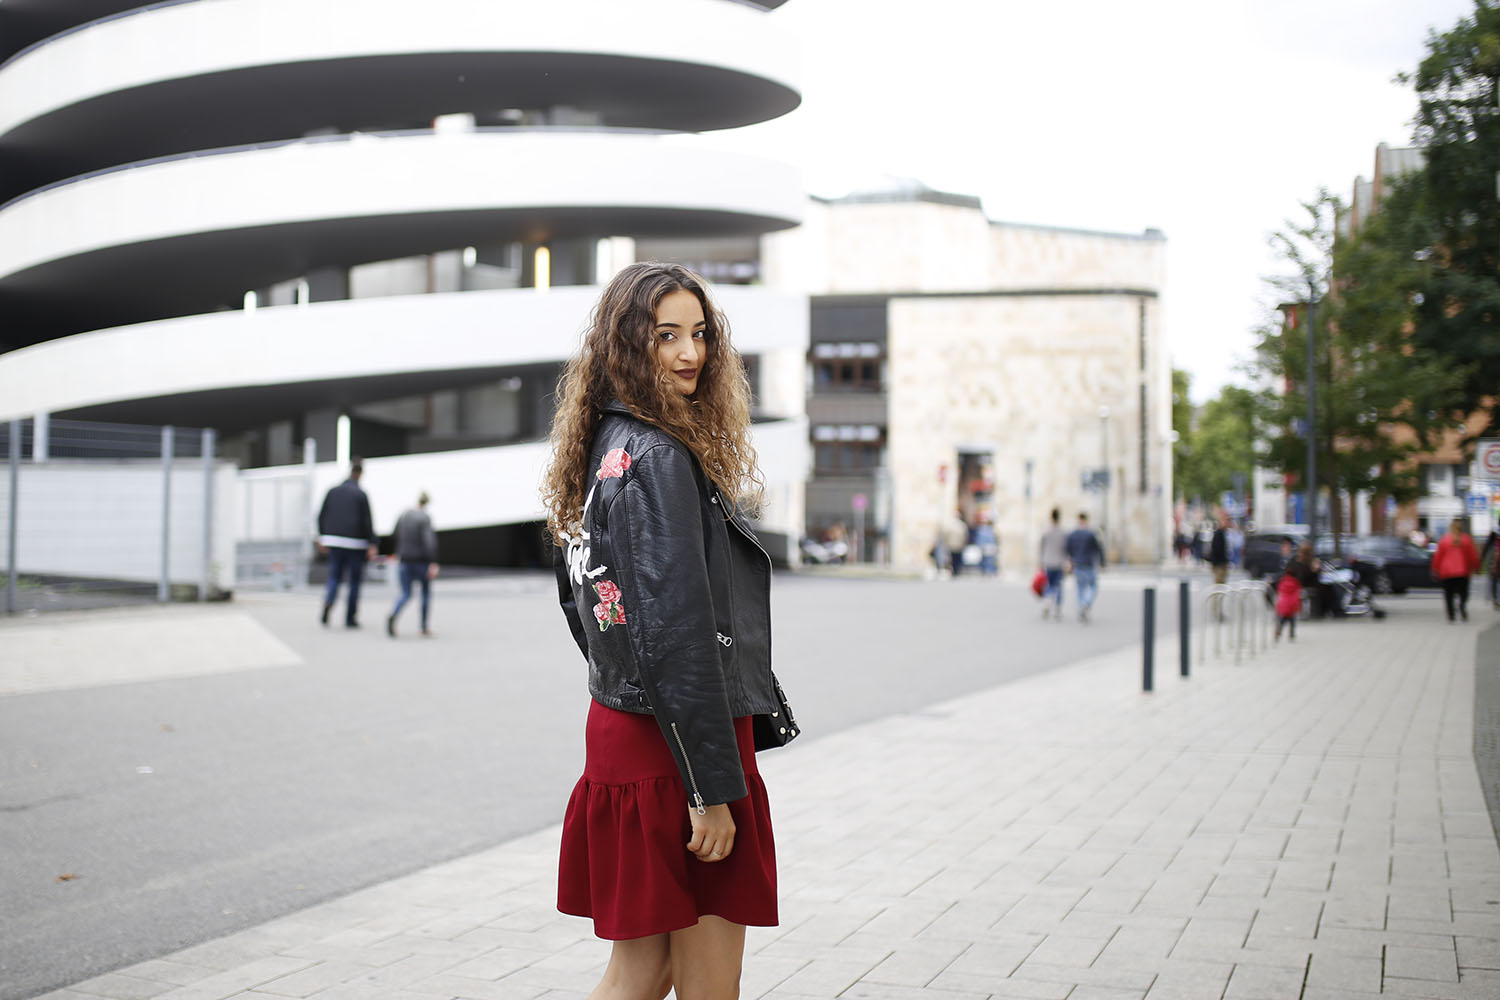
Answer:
[653,289,707,396]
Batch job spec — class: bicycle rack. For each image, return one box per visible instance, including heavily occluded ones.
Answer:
[1199,581,1275,664]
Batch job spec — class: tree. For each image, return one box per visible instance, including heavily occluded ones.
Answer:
[1402,1,1500,436]
[1248,191,1459,546]
[1176,385,1258,509]
[1171,368,1194,490]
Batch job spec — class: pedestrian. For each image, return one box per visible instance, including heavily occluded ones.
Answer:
[1431,517,1480,622]
[316,458,377,629]
[1064,511,1105,622]
[540,261,796,998]
[1274,541,1319,641]
[943,509,970,578]
[1038,507,1068,619]
[1482,528,1500,610]
[972,514,999,576]
[1208,511,1231,585]
[387,491,439,638]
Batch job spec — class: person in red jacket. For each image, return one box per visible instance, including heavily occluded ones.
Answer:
[1432,517,1481,622]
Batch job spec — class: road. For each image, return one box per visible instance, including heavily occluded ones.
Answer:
[2,567,1219,998]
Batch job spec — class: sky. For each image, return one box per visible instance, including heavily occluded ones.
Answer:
[722,0,1478,404]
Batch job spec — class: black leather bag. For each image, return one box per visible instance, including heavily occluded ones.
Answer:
[752,673,800,751]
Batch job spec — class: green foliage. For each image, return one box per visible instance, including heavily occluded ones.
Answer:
[1248,192,1460,527]
[1171,368,1194,478]
[1401,0,1500,435]
[1176,385,1258,506]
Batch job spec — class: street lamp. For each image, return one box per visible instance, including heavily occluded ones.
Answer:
[1305,283,1318,541]
[1099,406,1110,553]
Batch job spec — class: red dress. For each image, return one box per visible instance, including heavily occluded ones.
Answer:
[557,700,778,939]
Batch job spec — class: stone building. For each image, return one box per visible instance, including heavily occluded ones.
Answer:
[763,182,1172,570]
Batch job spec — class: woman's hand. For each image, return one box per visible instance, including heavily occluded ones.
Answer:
[686,803,735,862]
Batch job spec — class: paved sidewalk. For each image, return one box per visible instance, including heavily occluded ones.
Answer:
[33,613,1500,1000]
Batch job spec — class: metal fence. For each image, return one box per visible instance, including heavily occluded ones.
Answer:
[236,439,319,591]
[1,417,230,614]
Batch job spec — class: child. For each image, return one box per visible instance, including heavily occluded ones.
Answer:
[1275,541,1318,641]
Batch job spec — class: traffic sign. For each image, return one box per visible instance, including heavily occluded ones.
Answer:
[1477,439,1500,482]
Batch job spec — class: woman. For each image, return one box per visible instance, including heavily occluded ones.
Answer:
[1274,541,1319,641]
[1431,517,1481,622]
[540,262,797,1000]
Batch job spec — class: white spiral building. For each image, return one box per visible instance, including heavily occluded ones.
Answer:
[0,0,809,566]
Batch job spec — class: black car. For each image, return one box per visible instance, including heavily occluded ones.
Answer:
[1244,527,1308,580]
[1332,535,1436,593]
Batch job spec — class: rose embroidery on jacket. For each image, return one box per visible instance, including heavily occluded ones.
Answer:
[592,579,626,630]
[597,448,632,480]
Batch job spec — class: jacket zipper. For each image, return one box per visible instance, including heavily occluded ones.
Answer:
[718,491,774,716]
[670,722,707,815]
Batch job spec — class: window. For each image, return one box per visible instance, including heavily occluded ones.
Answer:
[810,342,884,392]
[814,442,883,473]
[812,427,884,473]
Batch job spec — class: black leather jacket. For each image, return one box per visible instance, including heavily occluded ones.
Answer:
[554,402,777,808]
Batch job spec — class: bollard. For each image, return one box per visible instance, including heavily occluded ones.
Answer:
[1143,586,1156,692]
[1179,579,1190,677]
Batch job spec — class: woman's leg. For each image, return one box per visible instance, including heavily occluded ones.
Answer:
[590,934,671,1000]
[1459,576,1471,619]
[669,915,746,1000]
[418,569,432,632]
[1443,578,1459,620]
[391,563,413,619]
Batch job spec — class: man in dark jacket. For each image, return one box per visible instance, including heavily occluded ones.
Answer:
[317,458,377,628]
[1209,511,1231,585]
[1064,512,1105,622]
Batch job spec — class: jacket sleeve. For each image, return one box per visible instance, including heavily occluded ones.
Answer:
[424,517,438,562]
[607,444,745,807]
[554,546,589,661]
[317,489,330,536]
[360,494,376,545]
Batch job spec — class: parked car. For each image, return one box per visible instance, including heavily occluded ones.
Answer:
[1315,534,1435,594]
[1243,526,1308,579]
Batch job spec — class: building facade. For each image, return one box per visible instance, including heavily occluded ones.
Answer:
[763,184,1172,570]
[0,0,810,566]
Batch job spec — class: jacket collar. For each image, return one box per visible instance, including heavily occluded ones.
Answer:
[601,399,633,417]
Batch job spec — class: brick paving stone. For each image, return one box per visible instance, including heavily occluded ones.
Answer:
[1455,934,1500,970]
[444,948,553,981]
[1139,958,1233,999]
[1305,952,1383,994]
[857,941,967,987]
[1223,961,1308,999]
[66,974,182,1000]
[103,962,224,991]
[393,972,544,1000]
[773,956,882,996]
[1384,942,1459,982]
[256,962,380,998]
[1066,986,1147,1000]
[1321,893,1390,932]
[149,958,319,1000]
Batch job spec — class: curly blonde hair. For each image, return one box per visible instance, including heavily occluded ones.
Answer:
[540,261,763,543]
